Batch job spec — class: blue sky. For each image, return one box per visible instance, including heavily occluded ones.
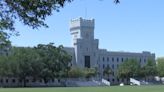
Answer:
[10,0,164,57]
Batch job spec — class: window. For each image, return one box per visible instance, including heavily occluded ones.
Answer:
[117,58,119,62]
[107,57,109,61]
[112,79,115,82]
[12,79,15,83]
[52,79,54,82]
[0,79,3,83]
[85,56,90,68]
[58,79,60,82]
[144,59,146,63]
[73,43,77,45]
[26,79,29,83]
[103,57,105,62]
[122,58,124,62]
[103,64,105,69]
[112,64,114,69]
[140,58,142,63]
[6,79,8,83]
[117,78,119,82]
[112,57,114,62]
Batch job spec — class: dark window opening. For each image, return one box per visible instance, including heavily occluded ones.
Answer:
[122,58,124,62]
[117,58,119,62]
[117,78,119,82]
[6,79,8,83]
[52,79,54,82]
[112,79,115,82]
[103,64,105,69]
[112,64,114,69]
[12,79,15,83]
[85,56,90,68]
[144,59,146,63]
[103,57,105,62]
[26,79,29,83]
[0,79,3,83]
[112,58,114,62]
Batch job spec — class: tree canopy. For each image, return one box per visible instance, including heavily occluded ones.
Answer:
[0,43,71,87]
[0,0,120,49]
[0,0,120,33]
[0,0,73,31]
[157,57,164,77]
[140,58,157,79]
[0,31,11,55]
[103,65,112,79]
[117,59,140,79]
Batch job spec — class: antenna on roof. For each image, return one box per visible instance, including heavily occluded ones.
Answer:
[85,7,87,19]
[83,0,87,19]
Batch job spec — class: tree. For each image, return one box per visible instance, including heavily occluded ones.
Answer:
[68,67,84,78]
[0,55,14,77]
[0,47,37,87]
[0,0,120,50]
[114,0,120,4]
[117,59,140,80]
[157,57,164,77]
[140,58,157,80]
[0,43,71,86]
[103,65,112,79]
[10,47,36,87]
[0,31,11,55]
[0,0,120,32]
[0,0,73,31]
[34,43,71,83]
[83,68,97,79]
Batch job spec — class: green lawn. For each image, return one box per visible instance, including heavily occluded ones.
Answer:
[0,85,163,92]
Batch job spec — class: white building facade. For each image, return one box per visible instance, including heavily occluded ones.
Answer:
[64,17,155,84]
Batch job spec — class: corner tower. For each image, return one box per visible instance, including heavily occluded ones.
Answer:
[70,17,99,68]
[70,17,95,45]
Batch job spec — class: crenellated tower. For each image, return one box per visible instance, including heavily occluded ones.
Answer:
[70,17,99,68]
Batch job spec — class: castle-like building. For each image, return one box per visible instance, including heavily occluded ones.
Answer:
[64,17,155,84]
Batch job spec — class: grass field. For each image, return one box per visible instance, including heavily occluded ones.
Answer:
[0,85,163,92]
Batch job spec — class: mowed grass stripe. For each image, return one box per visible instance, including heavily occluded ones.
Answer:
[0,85,163,92]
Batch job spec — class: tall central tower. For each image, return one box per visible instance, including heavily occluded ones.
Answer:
[70,17,99,68]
